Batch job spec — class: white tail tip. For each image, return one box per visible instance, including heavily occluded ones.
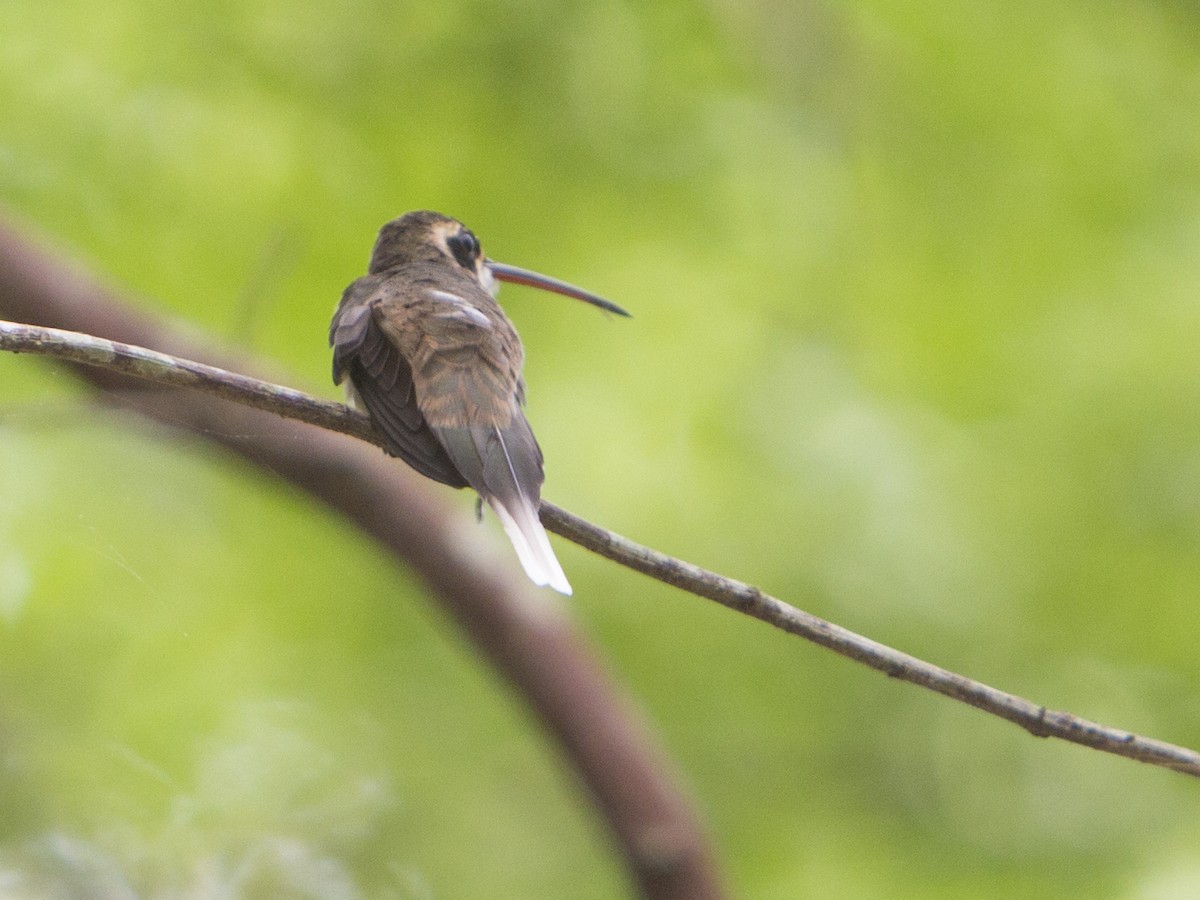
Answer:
[489,497,572,595]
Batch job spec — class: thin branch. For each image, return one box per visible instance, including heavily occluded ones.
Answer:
[0,318,375,441]
[0,319,1197,779]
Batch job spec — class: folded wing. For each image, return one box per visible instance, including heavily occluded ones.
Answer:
[330,278,468,488]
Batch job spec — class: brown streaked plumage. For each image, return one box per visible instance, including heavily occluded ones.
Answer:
[330,211,629,595]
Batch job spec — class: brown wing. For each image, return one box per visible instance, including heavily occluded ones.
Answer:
[330,276,469,488]
[385,276,543,505]
[391,276,565,591]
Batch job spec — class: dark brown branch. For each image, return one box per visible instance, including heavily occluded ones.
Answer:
[0,318,1198,779]
[0,220,726,900]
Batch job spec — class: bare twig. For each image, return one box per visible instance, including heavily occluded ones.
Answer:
[0,319,375,441]
[0,318,1197,779]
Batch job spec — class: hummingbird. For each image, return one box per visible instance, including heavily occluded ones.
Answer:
[330,211,629,595]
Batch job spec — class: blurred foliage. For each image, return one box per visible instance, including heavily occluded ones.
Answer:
[2,0,1200,896]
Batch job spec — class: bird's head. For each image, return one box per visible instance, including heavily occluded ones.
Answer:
[368,210,631,317]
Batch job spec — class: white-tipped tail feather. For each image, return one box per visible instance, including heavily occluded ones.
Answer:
[489,497,572,595]
[431,423,572,595]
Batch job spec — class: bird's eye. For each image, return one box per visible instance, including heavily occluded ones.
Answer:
[447,230,480,269]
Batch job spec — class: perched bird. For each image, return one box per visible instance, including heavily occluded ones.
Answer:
[330,211,629,595]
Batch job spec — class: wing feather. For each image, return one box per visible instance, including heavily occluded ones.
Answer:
[331,278,468,488]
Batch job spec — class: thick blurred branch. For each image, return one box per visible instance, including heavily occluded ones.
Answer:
[1,318,1198,779]
[0,222,725,900]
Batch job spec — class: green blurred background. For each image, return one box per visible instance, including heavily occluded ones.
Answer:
[3,0,1200,896]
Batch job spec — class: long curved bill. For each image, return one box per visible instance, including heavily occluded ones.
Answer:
[488,261,631,317]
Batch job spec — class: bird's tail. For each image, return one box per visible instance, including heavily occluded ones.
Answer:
[486,491,571,595]
[435,422,572,595]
